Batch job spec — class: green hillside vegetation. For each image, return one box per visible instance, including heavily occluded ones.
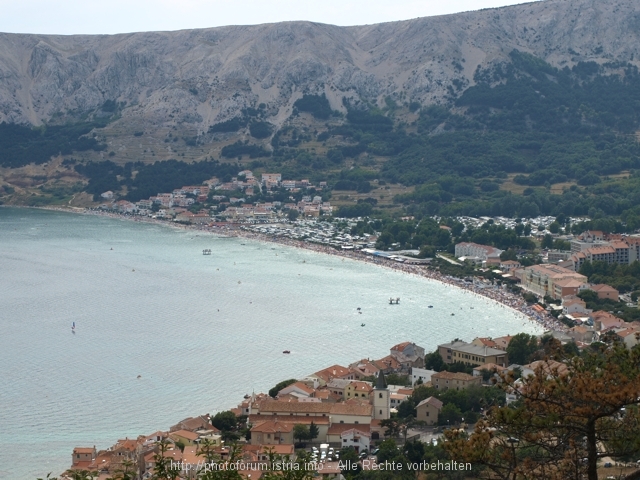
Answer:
[8,50,640,231]
[579,260,640,294]
[0,121,106,168]
[221,141,271,159]
[249,121,273,139]
[293,93,334,119]
[208,117,248,133]
[75,159,239,202]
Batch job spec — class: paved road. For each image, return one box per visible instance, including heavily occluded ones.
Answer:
[436,253,462,265]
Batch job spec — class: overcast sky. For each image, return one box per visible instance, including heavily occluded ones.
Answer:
[0,0,540,35]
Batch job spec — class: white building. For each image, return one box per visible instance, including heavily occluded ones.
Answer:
[340,428,370,453]
[455,242,503,262]
[411,368,436,386]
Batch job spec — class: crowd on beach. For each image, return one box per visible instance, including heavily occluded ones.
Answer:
[59,207,566,333]
[210,224,566,333]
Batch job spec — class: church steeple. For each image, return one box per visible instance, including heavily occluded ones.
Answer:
[373,370,390,420]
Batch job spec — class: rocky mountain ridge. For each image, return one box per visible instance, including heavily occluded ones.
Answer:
[1,0,639,133]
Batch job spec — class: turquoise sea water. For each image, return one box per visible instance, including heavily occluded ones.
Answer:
[0,208,542,478]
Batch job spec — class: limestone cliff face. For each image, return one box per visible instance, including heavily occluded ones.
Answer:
[0,0,639,129]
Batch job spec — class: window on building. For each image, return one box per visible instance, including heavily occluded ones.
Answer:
[426,412,429,417]
[379,393,383,398]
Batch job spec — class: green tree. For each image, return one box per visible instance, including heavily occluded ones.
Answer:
[338,447,361,475]
[293,424,310,444]
[424,349,445,371]
[379,418,401,438]
[211,411,237,431]
[220,430,240,442]
[445,345,640,480]
[500,249,518,261]
[553,239,571,250]
[506,333,539,365]
[375,439,401,463]
[541,234,554,249]
[269,379,297,397]
[197,441,244,480]
[438,403,463,426]
[385,373,411,386]
[308,421,319,442]
[69,473,96,480]
[151,440,180,480]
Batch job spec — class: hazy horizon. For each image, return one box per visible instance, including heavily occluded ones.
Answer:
[0,0,540,36]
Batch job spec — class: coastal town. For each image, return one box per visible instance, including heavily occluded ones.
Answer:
[58,178,640,479]
[6,1,640,477]
[64,311,640,480]
[97,170,333,225]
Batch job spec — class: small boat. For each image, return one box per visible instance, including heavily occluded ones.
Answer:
[357,307,361,311]
[72,321,76,333]
[137,375,142,379]
[361,323,366,327]
[428,305,433,308]
[282,350,291,354]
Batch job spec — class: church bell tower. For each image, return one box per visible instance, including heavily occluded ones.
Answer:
[373,370,390,420]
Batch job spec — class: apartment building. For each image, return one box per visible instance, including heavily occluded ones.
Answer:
[521,264,588,299]
[438,340,509,367]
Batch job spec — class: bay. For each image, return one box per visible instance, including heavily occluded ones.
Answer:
[0,207,542,478]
